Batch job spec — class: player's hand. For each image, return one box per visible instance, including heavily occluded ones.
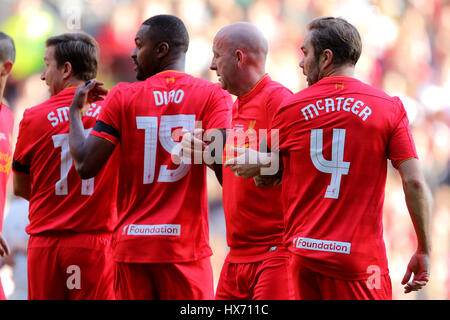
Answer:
[71,79,109,112]
[401,251,430,294]
[0,233,10,257]
[254,173,282,187]
[224,147,264,179]
[176,128,206,164]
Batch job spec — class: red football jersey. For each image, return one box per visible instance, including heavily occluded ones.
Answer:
[91,70,232,263]
[269,76,418,280]
[0,103,13,231]
[222,75,292,262]
[13,87,118,235]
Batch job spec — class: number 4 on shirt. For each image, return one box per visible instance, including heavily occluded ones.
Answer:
[310,128,350,199]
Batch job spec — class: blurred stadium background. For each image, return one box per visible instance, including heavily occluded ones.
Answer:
[0,0,448,300]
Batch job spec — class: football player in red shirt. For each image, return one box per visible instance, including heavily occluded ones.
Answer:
[197,22,294,300]
[13,33,118,300]
[0,32,15,300]
[68,15,232,300]
[227,17,432,299]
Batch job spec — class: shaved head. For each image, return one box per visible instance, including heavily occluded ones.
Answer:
[211,22,268,96]
[215,22,268,58]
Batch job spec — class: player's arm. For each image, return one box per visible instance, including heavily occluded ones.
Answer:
[252,87,290,187]
[253,134,283,187]
[180,128,225,185]
[69,80,116,179]
[205,128,227,186]
[224,134,281,181]
[224,147,278,179]
[0,232,9,257]
[12,173,31,201]
[253,168,282,187]
[398,158,432,294]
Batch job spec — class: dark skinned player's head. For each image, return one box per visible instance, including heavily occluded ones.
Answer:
[131,15,189,81]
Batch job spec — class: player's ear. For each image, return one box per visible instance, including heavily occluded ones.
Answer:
[235,49,244,67]
[156,42,169,58]
[320,49,333,69]
[62,61,73,80]
[0,61,13,76]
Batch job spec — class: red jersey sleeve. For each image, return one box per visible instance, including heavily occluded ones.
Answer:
[264,86,293,152]
[91,84,125,145]
[13,109,32,174]
[202,84,232,131]
[266,86,293,128]
[266,99,296,153]
[387,97,418,168]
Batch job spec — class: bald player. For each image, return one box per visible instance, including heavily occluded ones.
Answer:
[0,32,15,300]
[183,22,294,300]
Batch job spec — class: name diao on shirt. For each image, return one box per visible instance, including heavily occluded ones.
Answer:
[153,89,185,106]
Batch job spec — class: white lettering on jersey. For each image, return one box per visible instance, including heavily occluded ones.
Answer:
[48,105,101,127]
[301,104,319,121]
[300,97,373,122]
[293,237,351,254]
[126,224,181,236]
[310,128,350,199]
[153,90,185,106]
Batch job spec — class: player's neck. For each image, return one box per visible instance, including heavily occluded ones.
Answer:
[0,77,6,101]
[65,78,84,89]
[236,71,266,98]
[322,64,355,79]
[53,78,84,96]
[161,56,185,74]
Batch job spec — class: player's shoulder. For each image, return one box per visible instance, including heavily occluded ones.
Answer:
[105,81,145,106]
[289,77,399,104]
[266,79,293,100]
[345,78,406,116]
[178,72,222,90]
[0,103,14,119]
[279,87,309,110]
[23,87,78,116]
[180,73,230,100]
[21,97,55,121]
[0,104,14,133]
[134,72,223,94]
[266,77,291,91]
[349,78,398,102]
[110,81,137,94]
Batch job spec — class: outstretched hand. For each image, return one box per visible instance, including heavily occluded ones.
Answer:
[71,79,109,112]
[224,147,263,179]
[401,251,430,294]
[178,128,206,164]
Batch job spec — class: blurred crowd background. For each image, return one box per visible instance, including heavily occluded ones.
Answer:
[0,0,448,300]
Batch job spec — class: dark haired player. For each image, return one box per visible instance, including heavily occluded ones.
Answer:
[13,33,118,300]
[227,17,432,299]
[68,15,232,300]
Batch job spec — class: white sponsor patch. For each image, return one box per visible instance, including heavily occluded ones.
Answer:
[126,224,181,236]
[293,237,351,254]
